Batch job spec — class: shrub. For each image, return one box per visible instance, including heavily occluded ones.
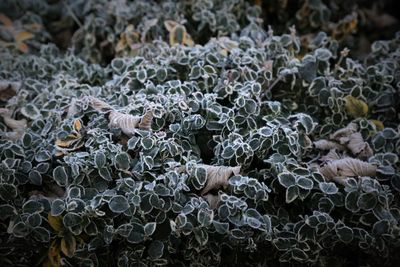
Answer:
[0,0,399,266]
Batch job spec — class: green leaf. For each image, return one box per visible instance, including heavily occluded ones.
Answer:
[63,213,82,228]
[29,170,42,185]
[148,240,164,259]
[296,177,314,190]
[144,222,156,236]
[115,152,131,170]
[278,172,296,188]
[357,192,377,211]
[98,167,112,181]
[213,221,229,234]
[286,185,299,203]
[319,182,338,195]
[336,226,353,243]
[94,151,106,168]
[109,195,129,213]
[53,166,68,186]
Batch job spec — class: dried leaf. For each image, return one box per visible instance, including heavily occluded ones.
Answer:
[314,139,346,151]
[203,194,220,209]
[346,132,373,158]
[345,95,368,118]
[330,123,358,141]
[87,96,113,112]
[108,111,141,136]
[15,31,34,42]
[16,42,29,53]
[320,149,342,162]
[0,14,13,27]
[61,234,76,257]
[0,80,20,101]
[138,108,153,131]
[199,165,241,195]
[329,123,373,159]
[115,34,127,53]
[73,119,82,132]
[47,239,61,267]
[48,214,63,232]
[55,139,76,148]
[0,108,27,132]
[320,158,377,184]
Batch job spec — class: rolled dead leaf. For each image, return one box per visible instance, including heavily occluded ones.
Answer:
[320,157,377,184]
[138,108,153,131]
[0,80,20,101]
[329,123,373,159]
[108,111,141,136]
[346,132,373,158]
[109,107,154,136]
[0,108,27,132]
[87,96,113,112]
[203,194,220,209]
[320,149,341,162]
[199,164,241,195]
[314,139,346,151]
[330,123,358,141]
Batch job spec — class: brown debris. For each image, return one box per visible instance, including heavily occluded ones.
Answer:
[198,164,241,195]
[0,108,27,140]
[320,157,377,185]
[203,193,220,209]
[0,80,20,101]
[314,139,346,151]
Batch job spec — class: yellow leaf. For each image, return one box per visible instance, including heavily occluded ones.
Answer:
[73,119,82,132]
[0,13,13,27]
[15,31,34,42]
[48,214,63,232]
[61,234,76,257]
[47,240,61,267]
[345,95,368,118]
[371,119,384,131]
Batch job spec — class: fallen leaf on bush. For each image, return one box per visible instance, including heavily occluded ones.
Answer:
[199,165,241,195]
[44,239,61,267]
[314,139,346,151]
[109,108,153,136]
[15,31,34,42]
[0,80,20,101]
[203,193,220,209]
[87,96,113,112]
[0,13,13,27]
[320,157,377,185]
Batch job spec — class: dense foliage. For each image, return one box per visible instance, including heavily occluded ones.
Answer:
[0,0,399,266]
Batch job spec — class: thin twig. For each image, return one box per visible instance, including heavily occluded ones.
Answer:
[63,1,83,28]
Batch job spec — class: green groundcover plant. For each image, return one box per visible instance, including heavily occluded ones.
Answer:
[0,0,399,266]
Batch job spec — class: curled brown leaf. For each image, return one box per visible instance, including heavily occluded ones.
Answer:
[199,164,241,195]
[320,157,377,185]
